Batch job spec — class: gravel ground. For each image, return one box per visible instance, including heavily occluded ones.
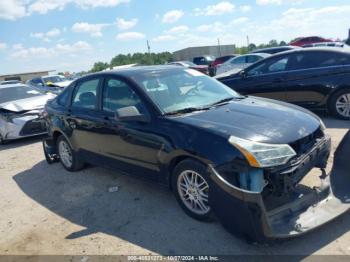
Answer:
[0,116,349,257]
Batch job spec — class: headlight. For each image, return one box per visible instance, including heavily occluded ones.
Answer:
[228,136,296,168]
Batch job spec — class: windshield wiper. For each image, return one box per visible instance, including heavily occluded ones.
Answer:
[209,96,245,107]
[165,106,210,116]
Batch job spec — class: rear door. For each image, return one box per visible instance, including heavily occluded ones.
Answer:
[285,51,345,108]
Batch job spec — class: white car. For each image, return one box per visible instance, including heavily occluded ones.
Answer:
[0,84,55,144]
[215,53,270,76]
[42,75,72,88]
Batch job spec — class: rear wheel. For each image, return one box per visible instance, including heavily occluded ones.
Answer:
[330,89,350,120]
[57,135,84,171]
[172,159,213,221]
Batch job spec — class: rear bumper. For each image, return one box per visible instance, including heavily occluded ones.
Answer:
[209,135,350,242]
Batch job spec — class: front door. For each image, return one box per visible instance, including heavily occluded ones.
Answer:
[97,77,163,180]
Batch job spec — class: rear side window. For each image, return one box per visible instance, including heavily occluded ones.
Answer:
[72,78,100,110]
[247,55,262,63]
[231,56,246,64]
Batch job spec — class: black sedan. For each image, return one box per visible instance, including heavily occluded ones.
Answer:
[42,66,349,242]
[216,48,350,120]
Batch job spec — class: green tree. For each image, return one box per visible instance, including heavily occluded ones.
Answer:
[90,62,109,72]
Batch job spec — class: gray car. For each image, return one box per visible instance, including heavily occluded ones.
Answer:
[0,83,55,144]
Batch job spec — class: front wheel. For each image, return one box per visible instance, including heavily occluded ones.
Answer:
[57,135,84,171]
[172,159,213,221]
[330,89,350,120]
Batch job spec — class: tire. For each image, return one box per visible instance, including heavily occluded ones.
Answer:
[329,89,350,120]
[57,135,84,171]
[172,159,213,221]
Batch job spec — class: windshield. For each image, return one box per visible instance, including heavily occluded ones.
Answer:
[0,85,43,104]
[132,68,242,114]
[42,76,63,84]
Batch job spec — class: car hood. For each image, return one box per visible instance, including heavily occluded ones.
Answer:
[214,68,242,79]
[50,80,72,88]
[0,94,55,112]
[169,96,321,144]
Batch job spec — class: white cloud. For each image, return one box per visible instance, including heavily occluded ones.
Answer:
[28,0,130,15]
[248,5,350,44]
[0,0,27,20]
[256,0,304,5]
[116,18,138,30]
[72,22,108,37]
[194,1,235,16]
[11,41,91,59]
[196,22,224,33]
[0,42,7,50]
[152,35,176,42]
[240,5,251,12]
[162,10,184,23]
[166,25,189,34]
[30,28,61,42]
[116,32,145,41]
[231,17,249,25]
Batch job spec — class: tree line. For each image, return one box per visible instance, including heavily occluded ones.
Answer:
[88,39,312,72]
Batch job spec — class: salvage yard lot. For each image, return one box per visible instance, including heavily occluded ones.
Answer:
[0,116,349,256]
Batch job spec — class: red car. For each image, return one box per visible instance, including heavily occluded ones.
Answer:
[290,36,333,47]
[208,55,237,76]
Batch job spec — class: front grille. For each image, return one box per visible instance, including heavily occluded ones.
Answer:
[19,119,47,136]
[289,127,324,156]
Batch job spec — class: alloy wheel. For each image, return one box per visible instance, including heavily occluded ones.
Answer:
[177,170,210,215]
[58,140,73,168]
[336,93,350,118]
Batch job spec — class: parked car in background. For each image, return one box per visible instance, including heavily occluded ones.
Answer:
[216,48,350,119]
[193,55,215,66]
[0,84,55,144]
[290,36,333,47]
[0,80,21,85]
[208,55,237,76]
[302,42,347,48]
[250,46,299,54]
[215,53,270,76]
[27,75,72,89]
[168,61,209,74]
[42,66,342,242]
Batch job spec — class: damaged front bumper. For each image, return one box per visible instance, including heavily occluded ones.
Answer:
[209,135,350,242]
[0,110,47,141]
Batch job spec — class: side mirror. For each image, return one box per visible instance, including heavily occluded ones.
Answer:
[115,106,150,123]
[239,70,247,78]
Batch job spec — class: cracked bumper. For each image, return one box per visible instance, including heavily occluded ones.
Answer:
[209,135,350,242]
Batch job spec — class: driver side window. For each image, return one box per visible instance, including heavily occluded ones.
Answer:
[102,78,145,113]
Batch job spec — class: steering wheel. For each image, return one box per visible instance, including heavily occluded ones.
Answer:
[184,82,201,96]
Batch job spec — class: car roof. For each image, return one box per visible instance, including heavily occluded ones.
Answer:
[252,46,298,52]
[86,65,186,78]
[273,46,350,56]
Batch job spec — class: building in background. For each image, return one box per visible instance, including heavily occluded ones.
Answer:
[0,70,55,83]
[173,44,236,61]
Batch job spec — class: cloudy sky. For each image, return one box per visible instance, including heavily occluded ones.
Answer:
[0,0,350,74]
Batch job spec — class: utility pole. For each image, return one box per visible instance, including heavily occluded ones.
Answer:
[246,35,250,47]
[217,38,222,56]
[147,40,151,54]
[147,40,152,64]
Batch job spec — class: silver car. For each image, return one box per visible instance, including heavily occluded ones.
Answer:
[0,83,55,144]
